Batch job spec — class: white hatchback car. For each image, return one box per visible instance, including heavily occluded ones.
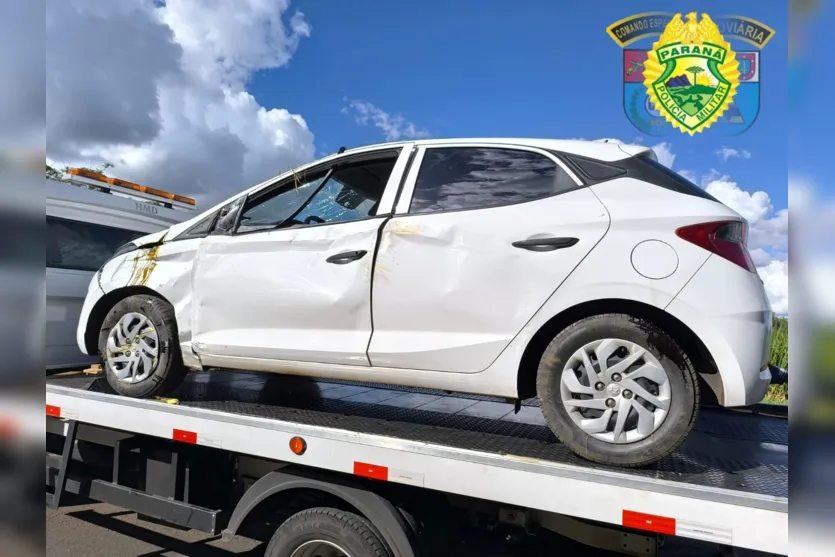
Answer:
[76,138,774,467]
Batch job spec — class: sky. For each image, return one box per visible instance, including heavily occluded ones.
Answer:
[44,0,788,314]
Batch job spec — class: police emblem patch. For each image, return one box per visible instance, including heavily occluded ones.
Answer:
[608,12,773,137]
[643,13,740,136]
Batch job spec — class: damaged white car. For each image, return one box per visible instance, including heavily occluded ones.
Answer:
[76,138,774,467]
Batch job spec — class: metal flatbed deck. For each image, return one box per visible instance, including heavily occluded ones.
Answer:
[46,370,788,554]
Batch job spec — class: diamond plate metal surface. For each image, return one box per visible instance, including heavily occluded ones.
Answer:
[47,370,787,498]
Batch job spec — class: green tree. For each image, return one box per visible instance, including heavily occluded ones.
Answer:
[46,161,114,182]
[45,163,67,182]
[686,65,705,86]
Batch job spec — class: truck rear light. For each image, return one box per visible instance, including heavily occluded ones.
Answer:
[675,220,756,272]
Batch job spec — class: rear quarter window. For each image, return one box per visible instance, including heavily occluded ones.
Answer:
[634,154,720,202]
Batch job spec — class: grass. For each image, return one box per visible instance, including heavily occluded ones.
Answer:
[763,316,789,405]
[764,382,787,405]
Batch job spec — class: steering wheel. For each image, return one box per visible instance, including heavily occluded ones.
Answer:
[303,215,325,225]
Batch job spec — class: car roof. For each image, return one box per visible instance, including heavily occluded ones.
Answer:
[161,136,652,242]
[337,137,651,162]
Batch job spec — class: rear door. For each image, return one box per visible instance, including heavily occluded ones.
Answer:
[367,143,611,373]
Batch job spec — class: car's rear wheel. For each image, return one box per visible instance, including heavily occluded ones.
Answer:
[98,294,187,398]
[536,313,699,467]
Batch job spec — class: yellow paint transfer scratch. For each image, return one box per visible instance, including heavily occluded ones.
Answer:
[128,232,168,287]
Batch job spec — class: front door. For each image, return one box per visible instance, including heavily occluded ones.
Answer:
[368,144,611,373]
[190,147,408,367]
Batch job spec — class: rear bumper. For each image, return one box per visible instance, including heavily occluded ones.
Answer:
[666,255,773,407]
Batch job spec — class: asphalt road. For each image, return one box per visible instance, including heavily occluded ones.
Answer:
[47,502,262,557]
[44,499,730,557]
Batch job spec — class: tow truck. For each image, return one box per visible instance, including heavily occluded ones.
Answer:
[46,368,787,556]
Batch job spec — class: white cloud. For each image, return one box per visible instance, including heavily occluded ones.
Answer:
[650,142,676,168]
[704,174,772,226]
[716,146,752,161]
[678,169,698,183]
[703,172,788,252]
[716,146,751,161]
[758,260,788,315]
[342,99,429,142]
[749,247,773,267]
[46,0,316,207]
[698,171,789,313]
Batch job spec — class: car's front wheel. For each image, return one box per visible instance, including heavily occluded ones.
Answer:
[536,313,699,467]
[98,294,187,398]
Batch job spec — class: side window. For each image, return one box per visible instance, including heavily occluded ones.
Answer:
[238,172,327,233]
[46,217,146,272]
[236,155,397,233]
[293,159,392,225]
[409,147,577,214]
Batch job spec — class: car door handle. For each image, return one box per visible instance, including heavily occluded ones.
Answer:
[326,250,368,264]
[511,237,579,252]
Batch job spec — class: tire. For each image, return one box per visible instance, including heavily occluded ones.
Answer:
[265,507,392,557]
[536,313,699,467]
[98,294,187,398]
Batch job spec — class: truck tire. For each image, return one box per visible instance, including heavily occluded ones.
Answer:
[536,313,698,467]
[265,507,392,557]
[98,294,187,399]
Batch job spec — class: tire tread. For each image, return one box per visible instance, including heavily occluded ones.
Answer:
[99,294,188,398]
[265,507,391,557]
[536,312,700,468]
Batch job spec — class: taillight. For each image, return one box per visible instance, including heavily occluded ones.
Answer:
[675,220,756,272]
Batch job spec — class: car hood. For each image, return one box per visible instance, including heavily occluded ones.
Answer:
[131,228,173,249]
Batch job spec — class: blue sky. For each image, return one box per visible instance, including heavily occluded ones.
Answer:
[45,1,791,313]
[248,0,788,210]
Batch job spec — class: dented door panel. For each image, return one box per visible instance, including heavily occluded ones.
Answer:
[190,219,384,366]
[368,187,611,374]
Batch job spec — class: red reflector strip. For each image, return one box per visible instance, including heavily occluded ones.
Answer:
[46,405,61,417]
[354,462,389,481]
[173,429,197,444]
[623,510,676,536]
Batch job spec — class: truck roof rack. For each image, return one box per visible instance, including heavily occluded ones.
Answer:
[62,168,197,211]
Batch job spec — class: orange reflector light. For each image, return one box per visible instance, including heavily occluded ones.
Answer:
[144,186,174,200]
[65,168,196,206]
[67,167,108,182]
[173,194,197,205]
[289,436,307,455]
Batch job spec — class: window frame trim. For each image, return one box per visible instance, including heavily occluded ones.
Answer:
[228,146,412,238]
[177,208,222,240]
[392,142,585,216]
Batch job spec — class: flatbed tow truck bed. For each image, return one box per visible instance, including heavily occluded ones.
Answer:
[46,370,788,556]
